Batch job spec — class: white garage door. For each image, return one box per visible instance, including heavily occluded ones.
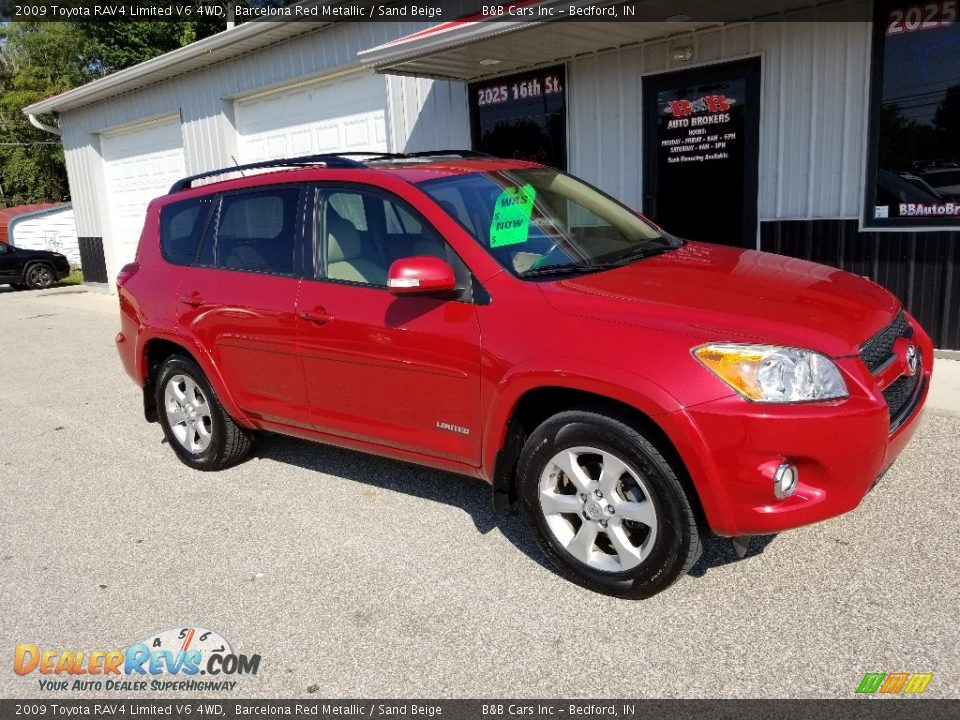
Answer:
[101,117,186,276]
[236,72,389,164]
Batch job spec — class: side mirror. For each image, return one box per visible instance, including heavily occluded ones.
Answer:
[387,256,457,297]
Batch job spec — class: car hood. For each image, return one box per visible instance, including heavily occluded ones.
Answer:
[15,247,62,260]
[538,241,899,357]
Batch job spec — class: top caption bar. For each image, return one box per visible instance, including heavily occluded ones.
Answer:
[0,1,881,23]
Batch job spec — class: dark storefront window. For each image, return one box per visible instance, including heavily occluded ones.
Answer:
[867,1,960,226]
[469,66,567,170]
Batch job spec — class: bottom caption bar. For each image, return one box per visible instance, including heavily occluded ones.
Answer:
[1,700,956,720]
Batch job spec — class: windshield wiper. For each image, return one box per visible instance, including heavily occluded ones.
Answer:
[518,262,602,278]
[519,240,681,278]
[598,244,676,268]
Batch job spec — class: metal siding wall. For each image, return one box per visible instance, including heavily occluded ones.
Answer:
[386,75,470,153]
[11,208,80,266]
[567,21,873,222]
[568,48,644,209]
[56,20,442,238]
[62,19,874,237]
[60,121,101,237]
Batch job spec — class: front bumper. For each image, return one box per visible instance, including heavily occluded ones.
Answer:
[672,325,933,537]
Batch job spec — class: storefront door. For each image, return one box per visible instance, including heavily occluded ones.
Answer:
[642,58,760,247]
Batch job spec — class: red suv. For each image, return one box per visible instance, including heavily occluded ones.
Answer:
[116,152,932,598]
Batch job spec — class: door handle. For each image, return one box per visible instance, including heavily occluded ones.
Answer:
[299,306,334,325]
[179,293,205,307]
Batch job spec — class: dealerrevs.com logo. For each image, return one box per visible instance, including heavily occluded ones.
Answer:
[14,626,260,692]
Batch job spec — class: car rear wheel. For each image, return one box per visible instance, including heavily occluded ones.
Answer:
[25,263,55,290]
[155,355,253,471]
[518,409,703,598]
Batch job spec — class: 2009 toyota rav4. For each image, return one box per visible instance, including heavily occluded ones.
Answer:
[116,151,932,598]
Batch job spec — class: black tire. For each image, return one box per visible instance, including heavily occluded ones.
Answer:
[24,263,56,290]
[11,283,28,291]
[154,355,253,471]
[517,409,703,599]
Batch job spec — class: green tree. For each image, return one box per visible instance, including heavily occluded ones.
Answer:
[0,12,223,207]
[80,14,225,74]
[0,22,92,205]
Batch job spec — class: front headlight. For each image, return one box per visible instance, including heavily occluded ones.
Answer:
[693,344,848,403]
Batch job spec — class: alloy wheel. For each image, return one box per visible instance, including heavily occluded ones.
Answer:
[163,374,213,453]
[28,265,53,288]
[538,446,658,573]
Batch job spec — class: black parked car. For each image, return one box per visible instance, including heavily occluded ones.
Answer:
[0,243,70,289]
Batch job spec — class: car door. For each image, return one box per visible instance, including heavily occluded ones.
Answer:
[176,186,313,429]
[0,244,21,281]
[296,184,483,465]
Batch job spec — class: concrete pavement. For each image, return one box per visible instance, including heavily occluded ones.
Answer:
[1,286,958,699]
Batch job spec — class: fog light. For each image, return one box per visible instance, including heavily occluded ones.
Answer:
[774,463,798,499]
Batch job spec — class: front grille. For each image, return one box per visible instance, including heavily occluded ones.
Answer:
[860,310,913,373]
[883,370,924,432]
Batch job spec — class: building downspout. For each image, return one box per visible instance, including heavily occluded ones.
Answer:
[28,113,61,137]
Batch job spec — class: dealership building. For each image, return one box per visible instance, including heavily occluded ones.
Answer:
[22,0,960,349]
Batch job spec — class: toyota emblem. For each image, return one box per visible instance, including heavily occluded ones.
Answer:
[905,344,919,377]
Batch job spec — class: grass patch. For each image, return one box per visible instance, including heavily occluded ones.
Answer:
[59,267,84,286]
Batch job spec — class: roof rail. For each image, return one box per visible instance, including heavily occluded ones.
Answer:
[358,150,494,163]
[168,154,367,193]
[406,150,493,159]
[167,150,496,193]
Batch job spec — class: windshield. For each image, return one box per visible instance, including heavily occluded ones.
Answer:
[417,168,679,277]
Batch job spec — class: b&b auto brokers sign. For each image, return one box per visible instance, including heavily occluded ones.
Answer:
[659,90,741,165]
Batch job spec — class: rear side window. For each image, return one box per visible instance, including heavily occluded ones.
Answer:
[215,189,301,276]
[159,198,213,266]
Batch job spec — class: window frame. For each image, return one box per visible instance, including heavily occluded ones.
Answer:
[193,185,310,278]
[863,0,960,230]
[308,182,476,302]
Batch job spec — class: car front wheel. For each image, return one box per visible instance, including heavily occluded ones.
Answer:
[25,263,55,289]
[155,355,253,471]
[518,409,703,598]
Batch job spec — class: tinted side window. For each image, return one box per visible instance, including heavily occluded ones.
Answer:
[319,188,469,290]
[216,189,300,276]
[159,197,213,266]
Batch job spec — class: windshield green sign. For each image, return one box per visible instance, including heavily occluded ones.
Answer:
[490,183,536,248]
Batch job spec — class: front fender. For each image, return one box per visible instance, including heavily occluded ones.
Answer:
[480,357,682,480]
[480,357,740,534]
